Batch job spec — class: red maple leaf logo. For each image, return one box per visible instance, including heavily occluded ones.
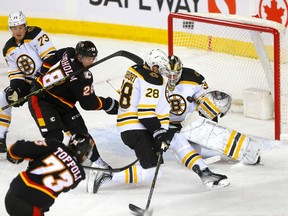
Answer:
[263,0,285,23]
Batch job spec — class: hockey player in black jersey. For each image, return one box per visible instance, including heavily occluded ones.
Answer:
[0,11,56,152]
[28,40,118,186]
[5,133,93,216]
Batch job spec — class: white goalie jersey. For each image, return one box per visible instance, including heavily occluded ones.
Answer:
[117,65,170,132]
[167,67,263,164]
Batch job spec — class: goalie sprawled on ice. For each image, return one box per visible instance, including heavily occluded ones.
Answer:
[164,55,271,165]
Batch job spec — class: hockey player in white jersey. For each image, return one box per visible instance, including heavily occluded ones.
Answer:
[163,55,262,165]
[87,49,229,194]
[0,11,56,152]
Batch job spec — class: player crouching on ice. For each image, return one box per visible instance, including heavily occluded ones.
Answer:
[5,133,93,216]
[163,55,272,165]
[86,48,229,194]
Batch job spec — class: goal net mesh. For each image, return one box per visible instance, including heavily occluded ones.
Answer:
[168,13,288,140]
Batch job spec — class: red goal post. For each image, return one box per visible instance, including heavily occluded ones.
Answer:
[167,12,288,140]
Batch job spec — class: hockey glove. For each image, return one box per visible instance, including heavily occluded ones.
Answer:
[6,152,24,164]
[152,128,170,152]
[104,97,119,115]
[5,86,22,107]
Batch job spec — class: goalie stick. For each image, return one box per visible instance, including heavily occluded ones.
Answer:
[0,50,143,112]
[129,144,167,216]
[82,158,139,173]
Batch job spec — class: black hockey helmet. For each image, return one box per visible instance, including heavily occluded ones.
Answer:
[75,40,98,57]
[68,133,94,163]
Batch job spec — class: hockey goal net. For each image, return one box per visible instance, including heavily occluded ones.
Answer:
[168,12,288,140]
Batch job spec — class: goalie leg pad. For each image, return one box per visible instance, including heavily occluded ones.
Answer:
[180,114,261,164]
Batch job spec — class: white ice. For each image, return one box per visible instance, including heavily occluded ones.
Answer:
[0,31,287,216]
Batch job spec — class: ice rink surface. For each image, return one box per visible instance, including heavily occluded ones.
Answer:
[0,31,287,216]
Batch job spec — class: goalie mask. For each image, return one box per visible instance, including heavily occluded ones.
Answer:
[165,55,183,91]
[8,11,27,27]
[145,48,169,74]
[68,133,94,163]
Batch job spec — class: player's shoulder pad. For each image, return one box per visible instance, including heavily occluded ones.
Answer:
[130,65,164,86]
[2,37,16,57]
[180,67,205,84]
[25,26,43,40]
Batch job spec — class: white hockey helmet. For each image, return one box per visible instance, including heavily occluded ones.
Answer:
[8,11,27,27]
[145,48,169,74]
[165,55,183,91]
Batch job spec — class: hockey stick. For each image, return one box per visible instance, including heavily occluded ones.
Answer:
[82,158,139,173]
[129,143,167,216]
[0,50,143,112]
[106,79,120,94]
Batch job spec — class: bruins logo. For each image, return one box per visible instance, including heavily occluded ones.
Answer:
[169,94,187,116]
[16,54,36,75]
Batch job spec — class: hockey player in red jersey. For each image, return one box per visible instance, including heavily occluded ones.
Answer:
[28,40,118,183]
[0,11,57,152]
[5,133,93,216]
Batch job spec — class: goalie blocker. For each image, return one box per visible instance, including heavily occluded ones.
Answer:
[180,112,261,164]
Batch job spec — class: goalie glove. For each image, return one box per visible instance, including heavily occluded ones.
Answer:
[196,89,232,119]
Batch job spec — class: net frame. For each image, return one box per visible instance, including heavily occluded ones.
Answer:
[167,12,284,140]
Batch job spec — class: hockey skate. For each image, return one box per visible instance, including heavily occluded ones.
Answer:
[192,165,230,189]
[92,170,113,194]
[86,157,112,193]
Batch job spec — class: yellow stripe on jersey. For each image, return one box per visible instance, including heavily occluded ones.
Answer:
[178,80,199,86]
[128,67,144,80]
[5,46,17,57]
[40,46,56,59]
[20,172,57,199]
[138,104,157,109]
[224,130,246,160]
[117,112,140,127]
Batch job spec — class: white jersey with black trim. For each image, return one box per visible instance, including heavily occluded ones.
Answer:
[3,26,56,84]
[168,67,208,123]
[117,65,170,132]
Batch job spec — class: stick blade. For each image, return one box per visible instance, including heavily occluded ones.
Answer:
[129,204,153,216]
[129,204,145,216]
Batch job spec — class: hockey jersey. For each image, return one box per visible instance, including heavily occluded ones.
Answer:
[168,67,208,123]
[117,65,170,132]
[3,26,56,86]
[7,139,85,210]
[34,48,112,112]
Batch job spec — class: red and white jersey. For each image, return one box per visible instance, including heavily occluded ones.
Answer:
[117,65,170,132]
[168,67,208,123]
[3,26,56,84]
